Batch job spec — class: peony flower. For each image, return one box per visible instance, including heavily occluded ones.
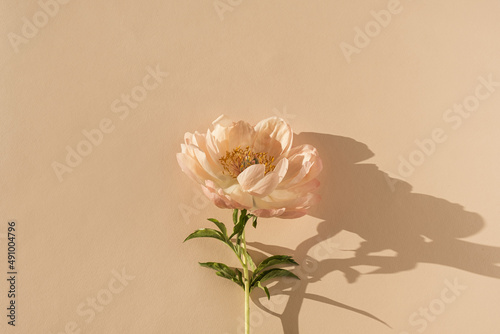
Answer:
[177,115,322,219]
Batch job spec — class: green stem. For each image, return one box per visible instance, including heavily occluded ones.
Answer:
[242,228,250,334]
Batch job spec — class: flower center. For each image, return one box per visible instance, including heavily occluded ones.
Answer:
[219,146,276,178]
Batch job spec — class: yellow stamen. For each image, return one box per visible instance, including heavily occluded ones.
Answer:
[219,146,276,178]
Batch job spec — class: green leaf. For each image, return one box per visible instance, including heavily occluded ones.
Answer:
[231,221,245,239]
[246,251,256,271]
[207,218,227,239]
[251,215,258,228]
[251,268,299,287]
[234,268,244,287]
[199,262,244,288]
[254,255,299,276]
[233,209,239,225]
[232,243,242,256]
[184,228,225,243]
[230,209,250,242]
[256,281,270,300]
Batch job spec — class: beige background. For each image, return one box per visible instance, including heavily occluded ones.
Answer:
[1,0,500,333]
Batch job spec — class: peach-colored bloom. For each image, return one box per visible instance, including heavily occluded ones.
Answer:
[177,115,322,218]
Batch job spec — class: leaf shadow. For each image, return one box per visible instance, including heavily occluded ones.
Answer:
[249,132,500,333]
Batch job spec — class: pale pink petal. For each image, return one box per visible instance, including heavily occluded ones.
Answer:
[240,159,288,197]
[245,172,281,197]
[176,152,213,185]
[210,116,233,153]
[210,116,256,155]
[253,191,319,212]
[192,148,213,172]
[279,209,308,219]
[226,121,256,150]
[227,185,253,209]
[202,180,252,210]
[193,148,221,181]
[289,178,321,193]
[273,158,289,183]
[182,132,232,187]
[252,208,286,218]
[205,129,222,155]
[281,154,305,183]
[202,185,233,209]
[295,156,323,187]
[183,132,194,146]
[199,131,223,168]
[279,144,322,188]
[237,164,265,191]
[253,117,293,158]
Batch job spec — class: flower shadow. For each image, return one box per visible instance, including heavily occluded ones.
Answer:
[249,132,500,333]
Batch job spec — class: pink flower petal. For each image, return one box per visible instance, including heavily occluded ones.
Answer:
[239,159,288,197]
[253,117,293,158]
[279,209,308,219]
[237,164,266,191]
[176,152,212,184]
[252,208,286,218]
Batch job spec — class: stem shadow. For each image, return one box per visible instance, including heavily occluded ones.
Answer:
[249,132,499,333]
